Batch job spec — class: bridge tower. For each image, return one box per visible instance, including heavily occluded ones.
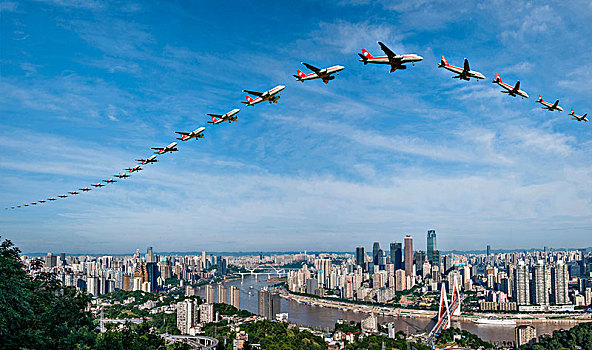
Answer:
[451,275,461,316]
[437,283,451,330]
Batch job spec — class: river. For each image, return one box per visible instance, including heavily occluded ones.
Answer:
[195,275,577,343]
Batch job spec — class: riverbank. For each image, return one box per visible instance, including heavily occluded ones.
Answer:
[283,292,592,326]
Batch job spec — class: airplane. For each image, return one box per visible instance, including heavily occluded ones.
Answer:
[569,109,588,122]
[103,178,117,183]
[241,86,286,106]
[207,109,240,124]
[125,165,143,173]
[114,173,130,179]
[293,62,345,84]
[48,197,56,201]
[58,194,68,198]
[91,183,105,187]
[31,202,37,205]
[176,127,206,141]
[492,73,529,98]
[358,41,423,73]
[38,200,46,203]
[79,187,92,192]
[438,56,485,81]
[10,206,15,209]
[16,205,21,208]
[536,95,563,111]
[151,142,178,154]
[136,155,158,164]
[69,191,79,195]
[24,204,29,207]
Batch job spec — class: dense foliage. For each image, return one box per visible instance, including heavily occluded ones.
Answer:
[519,322,592,350]
[342,334,431,350]
[214,302,254,317]
[240,320,327,350]
[0,238,189,350]
[437,327,494,349]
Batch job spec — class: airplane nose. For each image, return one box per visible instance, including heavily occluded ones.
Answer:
[416,55,424,61]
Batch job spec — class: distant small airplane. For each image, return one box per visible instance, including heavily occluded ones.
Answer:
[69,191,79,195]
[58,194,68,198]
[38,200,46,203]
[125,165,142,173]
[48,197,56,201]
[152,142,178,154]
[176,127,206,141]
[492,73,529,98]
[438,56,485,81]
[91,183,105,187]
[103,178,117,183]
[16,205,21,208]
[79,187,91,192]
[570,109,588,122]
[293,62,344,84]
[24,204,29,207]
[241,86,286,106]
[31,202,37,205]
[114,173,130,179]
[136,155,158,164]
[536,95,563,111]
[358,41,423,72]
[207,109,240,124]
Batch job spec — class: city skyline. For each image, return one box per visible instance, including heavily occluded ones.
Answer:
[2,1,592,253]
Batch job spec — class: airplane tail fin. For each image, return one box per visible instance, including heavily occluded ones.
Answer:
[245,95,255,103]
[537,95,542,102]
[494,72,501,83]
[570,109,574,115]
[439,55,448,67]
[296,70,305,78]
[207,116,220,124]
[361,49,373,59]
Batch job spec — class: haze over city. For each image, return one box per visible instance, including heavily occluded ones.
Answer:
[2,1,592,254]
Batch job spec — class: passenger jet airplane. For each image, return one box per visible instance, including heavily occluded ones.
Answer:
[48,197,56,201]
[136,155,158,164]
[176,127,206,141]
[79,187,92,192]
[536,95,563,111]
[103,178,117,183]
[492,73,529,98]
[207,109,240,124]
[125,165,142,173]
[241,86,286,106]
[152,142,178,154]
[438,56,485,80]
[91,183,105,187]
[69,191,79,195]
[570,109,588,122]
[293,62,344,84]
[114,173,130,179]
[38,200,46,203]
[358,41,423,72]
[58,194,68,198]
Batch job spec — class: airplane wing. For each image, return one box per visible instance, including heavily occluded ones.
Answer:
[206,113,222,117]
[302,62,321,73]
[513,81,520,92]
[553,100,559,108]
[377,41,397,59]
[151,147,164,150]
[463,59,470,74]
[175,131,190,135]
[243,90,263,97]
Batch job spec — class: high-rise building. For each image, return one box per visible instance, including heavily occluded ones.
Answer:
[217,284,227,304]
[486,245,491,256]
[355,247,365,268]
[414,250,426,275]
[145,247,156,263]
[532,261,549,306]
[146,262,159,292]
[432,250,441,267]
[199,303,214,324]
[552,261,569,305]
[205,285,215,304]
[389,242,403,270]
[515,325,536,347]
[216,257,227,276]
[404,235,413,277]
[316,258,332,288]
[229,286,240,309]
[395,269,407,291]
[45,253,57,268]
[176,299,198,334]
[427,230,437,264]
[258,289,280,320]
[515,261,530,305]
[372,242,380,266]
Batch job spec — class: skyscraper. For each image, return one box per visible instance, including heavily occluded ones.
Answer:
[389,242,402,270]
[355,247,365,268]
[372,242,380,266]
[258,289,280,320]
[205,285,215,304]
[216,257,227,276]
[217,284,227,304]
[146,262,159,292]
[532,261,549,306]
[426,230,437,264]
[486,245,491,256]
[515,261,530,305]
[404,235,413,277]
[552,261,569,305]
[229,285,240,309]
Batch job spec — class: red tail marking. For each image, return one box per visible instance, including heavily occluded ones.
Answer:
[361,49,373,59]
[297,70,305,78]
[440,55,448,65]
[246,95,255,103]
[496,73,501,82]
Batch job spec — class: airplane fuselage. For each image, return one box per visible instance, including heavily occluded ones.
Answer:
[297,65,345,82]
[244,85,285,106]
[494,80,529,98]
[538,100,563,111]
[439,64,485,80]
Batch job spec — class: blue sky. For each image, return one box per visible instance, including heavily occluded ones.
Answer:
[2,0,592,254]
